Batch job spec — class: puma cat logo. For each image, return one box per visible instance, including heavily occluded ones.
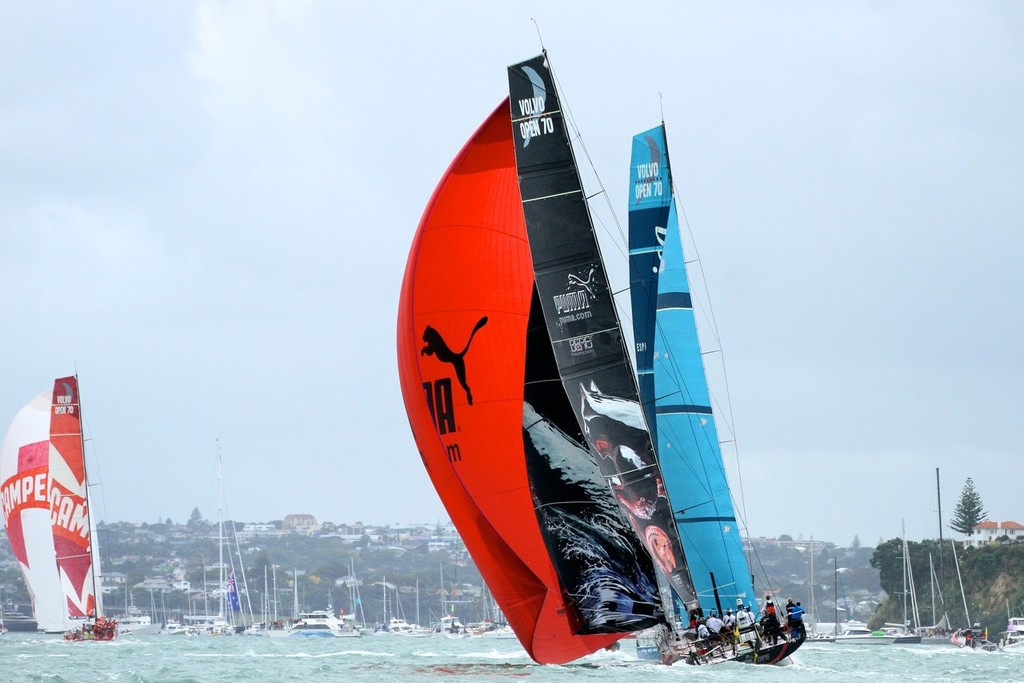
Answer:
[421,316,488,405]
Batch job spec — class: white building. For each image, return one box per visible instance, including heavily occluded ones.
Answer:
[964,520,1024,547]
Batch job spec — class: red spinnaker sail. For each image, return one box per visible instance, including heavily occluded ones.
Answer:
[396,101,623,663]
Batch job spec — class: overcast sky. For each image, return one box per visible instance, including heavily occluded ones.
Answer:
[2,1,1021,548]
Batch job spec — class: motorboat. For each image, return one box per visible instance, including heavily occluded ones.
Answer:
[286,610,360,637]
[116,606,161,636]
[951,624,998,651]
[373,617,428,636]
[160,620,197,636]
[471,621,516,639]
[437,615,470,639]
[832,622,921,645]
[999,617,1024,649]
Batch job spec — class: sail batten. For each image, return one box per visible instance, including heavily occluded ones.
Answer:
[522,189,583,203]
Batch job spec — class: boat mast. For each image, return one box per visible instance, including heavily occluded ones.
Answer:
[929,553,936,626]
[935,468,947,618]
[217,442,225,623]
[78,376,105,621]
[902,521,908,630]
[272,564,279,622]
[951,538,969,626]
[229,515,255,625]
[809,536,815,633]
[833,557,839,636]
[908,550,920,629]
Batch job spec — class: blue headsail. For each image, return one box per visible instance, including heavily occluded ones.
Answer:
[627,125,756,616]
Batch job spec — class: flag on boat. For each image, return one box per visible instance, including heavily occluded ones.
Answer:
[227,571,241,612]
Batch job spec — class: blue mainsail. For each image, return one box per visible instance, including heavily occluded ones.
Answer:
[627,125,756,616]
[627,129,670,442]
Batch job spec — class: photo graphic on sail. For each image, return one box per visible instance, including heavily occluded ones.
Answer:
[578,381,693,599]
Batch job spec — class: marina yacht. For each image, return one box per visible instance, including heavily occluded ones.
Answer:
[437,614,469,638]
[286,610,360,637]
[374,617,428,636]
[160,620,198,636]
[116,606,161,636]
[999,617,1024,649]
[833,621,921,645]
[470,621,516,639]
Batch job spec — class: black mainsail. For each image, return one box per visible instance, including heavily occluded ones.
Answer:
[507,53,698,614]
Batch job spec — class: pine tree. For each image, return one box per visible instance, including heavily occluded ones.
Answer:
[949,477,988,535]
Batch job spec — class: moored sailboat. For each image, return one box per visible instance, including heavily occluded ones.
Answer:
[1,376,117,640]
[397,51,801,666]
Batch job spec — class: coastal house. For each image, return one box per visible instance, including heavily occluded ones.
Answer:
[237,523,279,539]
[964,520,1024,547]
[135,576,174,591]
[283,513,318,536]
[101,571,128,593]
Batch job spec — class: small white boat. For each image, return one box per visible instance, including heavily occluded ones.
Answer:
[181,614,235,636]
[116,607,161,636]
[160,620,198,636]
[951,624,998,651]
[832,622,920,645]
[437,615,470,639]
[285,610,361,638]
[471,622,516,639]
[999,617,1024,649]
[373,617,428,636]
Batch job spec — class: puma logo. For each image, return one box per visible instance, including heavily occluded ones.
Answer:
[568,267,596,297]
[421,316,488,405]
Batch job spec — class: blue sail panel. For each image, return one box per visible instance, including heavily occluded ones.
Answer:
[628,126,673,443]
[653,201,756,614]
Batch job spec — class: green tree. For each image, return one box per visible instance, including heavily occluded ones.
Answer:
[870,538,904,595]
[187,507,208,531]
[950,477,988,535]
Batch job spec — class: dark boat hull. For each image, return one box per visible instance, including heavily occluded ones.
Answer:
[637,627,805,666]
[1,615,38,632]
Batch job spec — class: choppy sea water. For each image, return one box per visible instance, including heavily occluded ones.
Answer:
[2,633,1020,683]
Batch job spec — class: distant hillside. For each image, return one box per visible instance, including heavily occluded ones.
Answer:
[2,521,883,626]
[744,536,882,623]
[870,539,1024,631]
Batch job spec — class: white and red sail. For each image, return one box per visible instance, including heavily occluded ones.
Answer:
[1,376,102,632]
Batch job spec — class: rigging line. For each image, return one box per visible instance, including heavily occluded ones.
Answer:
[673,182,751,548]
[638,198,753,581]
[651,245,757,577]
[650,322,723,471]
[547,56,649,422]
[550,61,749,584]
[530,18,545,52]
[548,61,630,257]
[656,416,723,509]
